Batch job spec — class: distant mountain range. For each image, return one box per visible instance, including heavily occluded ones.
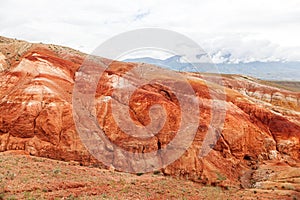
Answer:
[123,55,300,81]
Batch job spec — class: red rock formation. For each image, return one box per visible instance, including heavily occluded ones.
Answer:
[0,36,299,188]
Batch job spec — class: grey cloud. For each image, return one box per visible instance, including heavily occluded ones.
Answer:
[0,0,299,62]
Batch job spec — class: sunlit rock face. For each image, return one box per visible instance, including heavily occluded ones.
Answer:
[0,36,299,188]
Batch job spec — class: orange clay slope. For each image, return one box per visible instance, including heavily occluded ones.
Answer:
[0,36,299,191]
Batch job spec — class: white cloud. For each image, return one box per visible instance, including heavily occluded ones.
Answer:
[0,0,299,62]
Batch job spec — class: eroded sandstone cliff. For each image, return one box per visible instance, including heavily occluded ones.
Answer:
[0,37,299,190]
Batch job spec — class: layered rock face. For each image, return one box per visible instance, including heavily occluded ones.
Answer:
[0,37,299,188]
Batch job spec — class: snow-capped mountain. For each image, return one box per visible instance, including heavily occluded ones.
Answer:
[123,55,300,81]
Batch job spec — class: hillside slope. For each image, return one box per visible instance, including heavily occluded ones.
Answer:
[0,36,299,197]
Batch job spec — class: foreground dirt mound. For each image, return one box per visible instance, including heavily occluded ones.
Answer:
[0,152,298,200]
[0,36,299,193]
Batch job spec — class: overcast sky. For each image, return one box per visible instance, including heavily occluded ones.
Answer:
[1,0,300,63]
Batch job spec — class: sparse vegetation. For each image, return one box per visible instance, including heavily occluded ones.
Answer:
[53,168,61,174]
[216,172,227,181]
[282,184,295,190]
[153,170,161,175]
[65,194,78,200]
[6,195,17,200]
[1,153,292,199]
